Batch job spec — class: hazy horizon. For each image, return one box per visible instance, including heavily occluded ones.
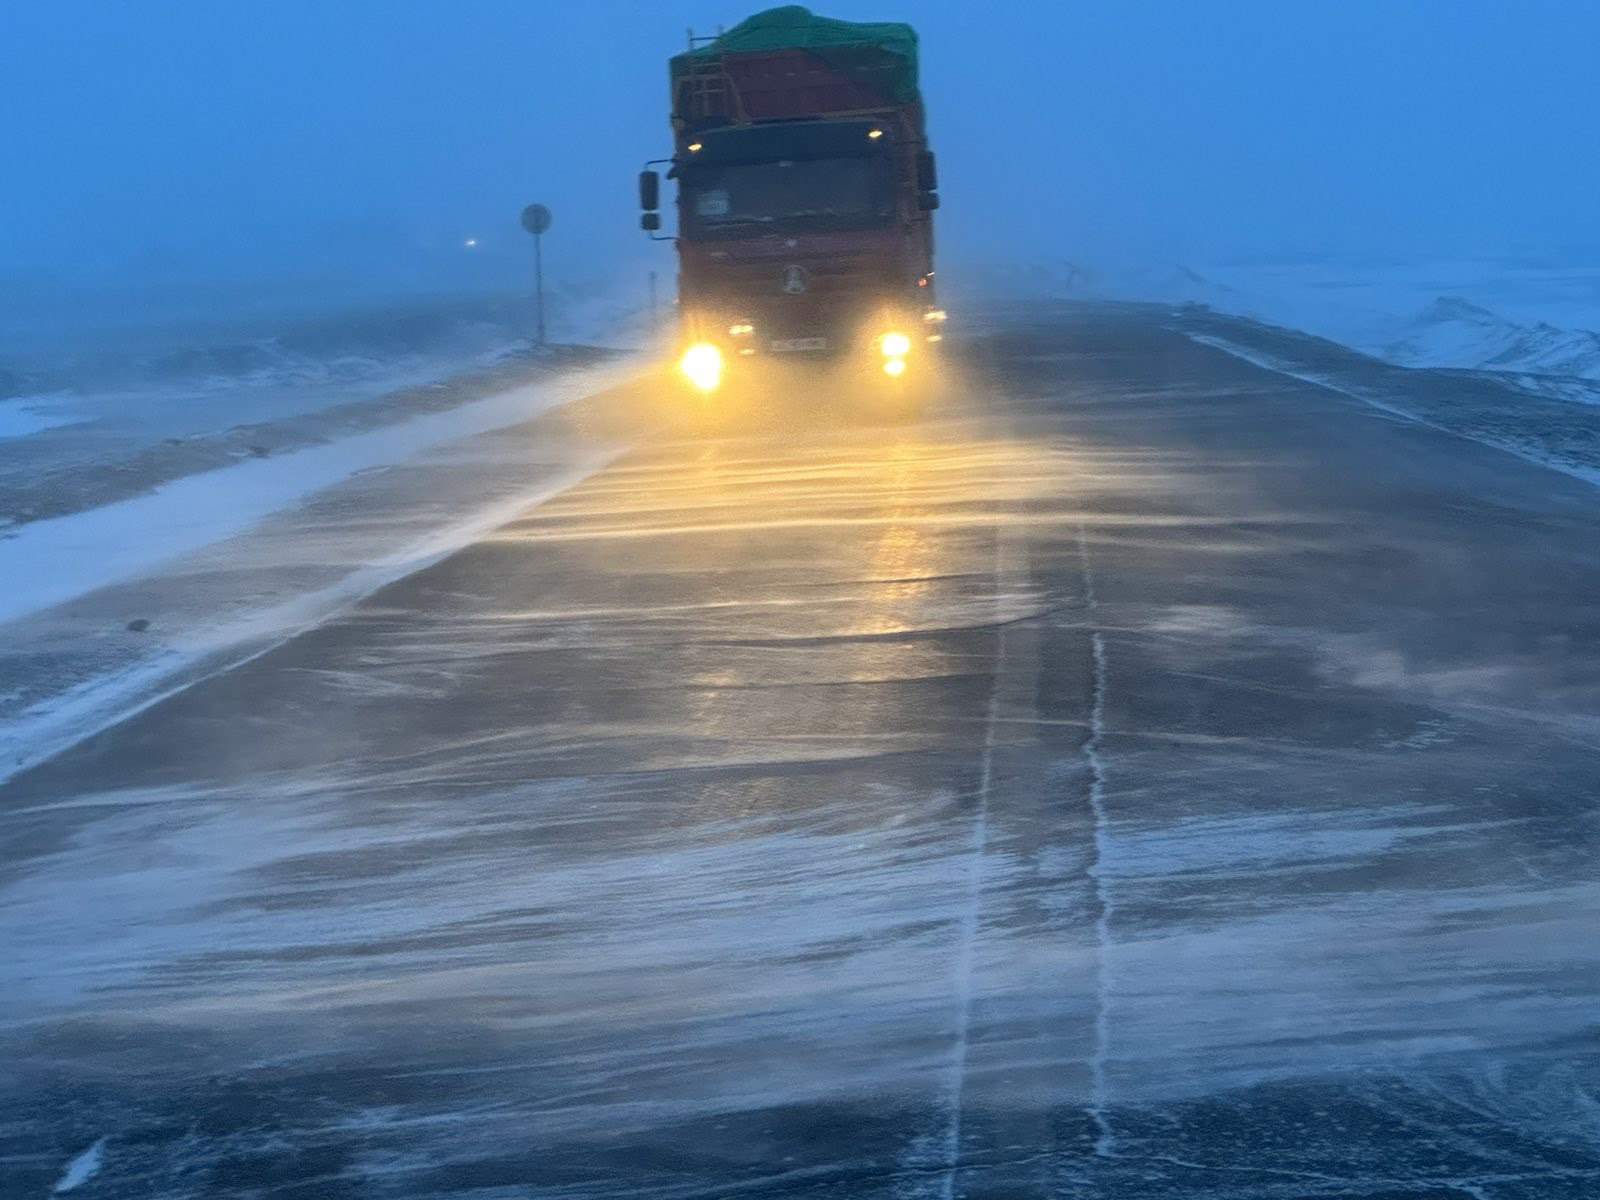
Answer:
[4,0,1598,313]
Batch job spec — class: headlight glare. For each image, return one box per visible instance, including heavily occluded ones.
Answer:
[679,343,723,393]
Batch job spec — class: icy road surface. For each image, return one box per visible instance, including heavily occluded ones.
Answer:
[3,305,1598,1198]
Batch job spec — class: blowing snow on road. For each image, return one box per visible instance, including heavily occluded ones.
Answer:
[3,305,1597,1198]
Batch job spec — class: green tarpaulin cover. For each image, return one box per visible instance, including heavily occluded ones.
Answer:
[671,6,919,104]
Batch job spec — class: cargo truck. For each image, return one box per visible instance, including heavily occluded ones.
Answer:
[638,6,943,397]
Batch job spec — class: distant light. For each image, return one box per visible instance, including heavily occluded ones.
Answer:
[464,237,478,248]
[868,128,884,139]
[729,322,755,336]
[688,142,704,153]
[880,332,911,357]
[922,308,947,322]
[883,357,907,377]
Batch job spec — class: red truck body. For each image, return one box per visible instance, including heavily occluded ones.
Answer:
[641,9,940,386]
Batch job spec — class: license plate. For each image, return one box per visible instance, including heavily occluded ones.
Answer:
[769,337,827,352]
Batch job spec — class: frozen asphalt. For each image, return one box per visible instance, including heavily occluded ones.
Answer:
[3,304,1598,1198]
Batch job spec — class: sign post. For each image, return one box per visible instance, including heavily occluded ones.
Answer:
[520,203,553,346]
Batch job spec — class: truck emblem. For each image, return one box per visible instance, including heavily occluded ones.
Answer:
[781,264,810,294]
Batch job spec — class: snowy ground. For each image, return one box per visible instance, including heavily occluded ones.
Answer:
[0,287,653,786]
[0,284,658,524]
[966,254,1600,395]
[953,254,1600,494]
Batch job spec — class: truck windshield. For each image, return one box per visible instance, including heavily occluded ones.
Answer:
[683,157,891,236]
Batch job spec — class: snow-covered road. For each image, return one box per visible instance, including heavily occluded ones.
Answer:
[2,305,1597,1198]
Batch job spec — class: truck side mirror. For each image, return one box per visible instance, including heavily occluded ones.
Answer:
[918,192,941,212]
[916,151,938,194]
[639,170,661,212]
[641,212,662,232]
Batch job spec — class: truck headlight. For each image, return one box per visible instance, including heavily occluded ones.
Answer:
[881,332,911,357]
[679,343,723,393]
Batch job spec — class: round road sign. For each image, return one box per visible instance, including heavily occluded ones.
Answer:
[521,204,552,236]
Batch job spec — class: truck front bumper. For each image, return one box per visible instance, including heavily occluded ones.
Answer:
[677,309,945,395]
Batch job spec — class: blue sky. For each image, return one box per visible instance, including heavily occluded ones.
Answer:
[2,0,1596,300]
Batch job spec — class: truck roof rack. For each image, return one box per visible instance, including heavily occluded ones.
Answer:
[678,29,747,128]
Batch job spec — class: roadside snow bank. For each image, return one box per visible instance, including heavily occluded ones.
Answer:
[0,355,638,784]
[0,364,626,626]
[1381,296,1600,381]
[0,280,663,778]
[0,441,625,787]
[1182,311,1600,499]
[0,394,82,440]
[0,281,662,532]
[964,255,1600,385]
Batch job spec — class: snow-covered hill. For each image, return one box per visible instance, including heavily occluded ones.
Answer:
[1382,296,1600,380]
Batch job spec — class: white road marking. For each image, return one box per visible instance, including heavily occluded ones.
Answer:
[1079,525,1117,1157]
[1086,630,1115,1157]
